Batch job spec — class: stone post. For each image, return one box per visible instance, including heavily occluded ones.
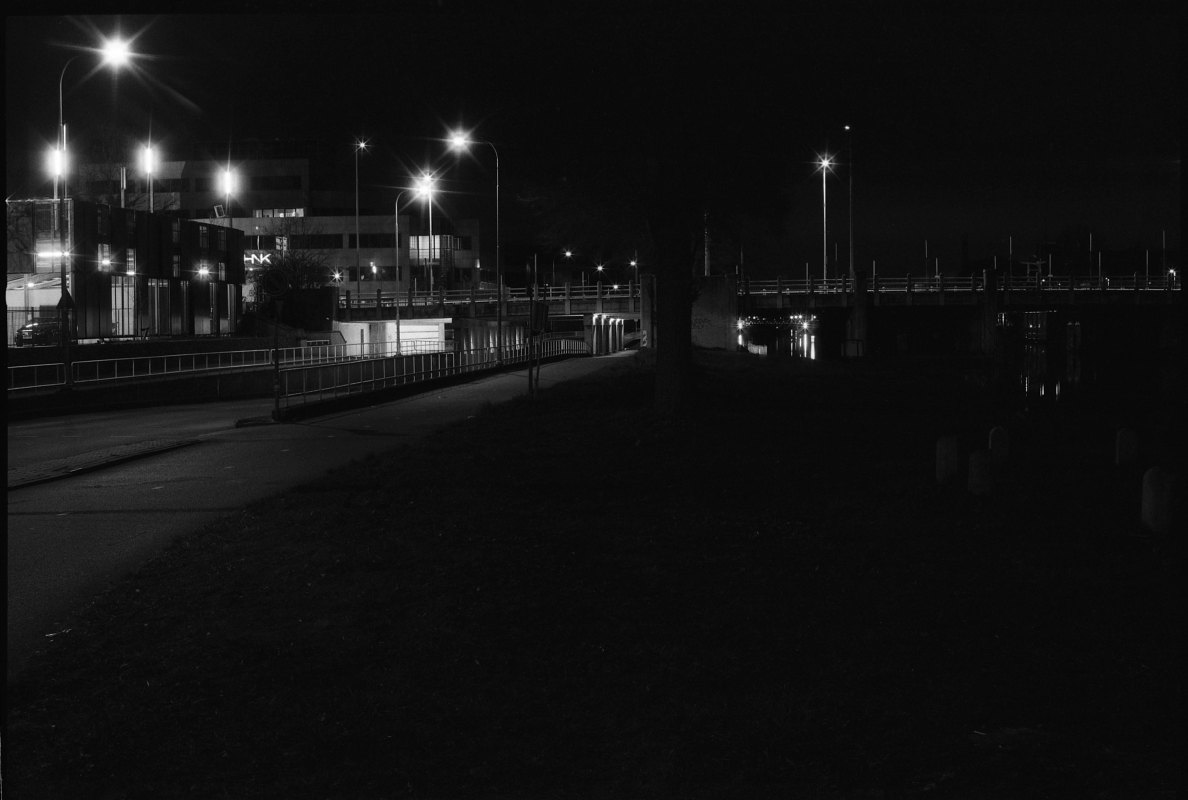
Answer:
[968,450,994,496]
[936,436,961,484]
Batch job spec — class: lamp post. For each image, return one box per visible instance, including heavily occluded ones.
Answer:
[354,137,369,301]
[448,130,502,361]
[220,166,236,337]
[54,36,132,367]
[393,188,411,355]
[844,125,854,280]
[141,143,157,212]
[415,173,437,295]
[817,156,832,282]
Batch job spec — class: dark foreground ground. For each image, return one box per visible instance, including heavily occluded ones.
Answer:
[5,350,1181,798]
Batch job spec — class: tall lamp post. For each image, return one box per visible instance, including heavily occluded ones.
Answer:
[415,173,436,294]
[844,126,854,280]
[817,156,832,282]
[54,36,132,367]
[354,137,369,302]
[448,130,502,361]
[393,188,411,355]
[219,166,236,337]
[141,143,157,212]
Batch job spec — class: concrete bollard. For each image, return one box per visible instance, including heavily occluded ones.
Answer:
[1115,428,1139,467]
[936,436,961,484]
[989,426,1010,465]
[968,450,994,496]
[1141,467,1184,535]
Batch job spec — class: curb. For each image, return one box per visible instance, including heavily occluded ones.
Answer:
[7,439,204,490]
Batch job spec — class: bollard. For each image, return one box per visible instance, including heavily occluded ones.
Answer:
[968,450,994,496]
[936,436,961,484]
[1115,428,1139,467]
[1141,467,1184,535]
[989,426,1010,465]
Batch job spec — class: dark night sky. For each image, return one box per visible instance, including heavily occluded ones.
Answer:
[6,4,1181,276]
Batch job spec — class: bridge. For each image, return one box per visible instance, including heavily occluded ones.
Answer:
[739,273,1181,310]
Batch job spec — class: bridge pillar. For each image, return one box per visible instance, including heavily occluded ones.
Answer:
[639,274,656,349]
[979,268,1001,357]
[844,271,868,357]
[776,276,784,309]
[564,283,572,314]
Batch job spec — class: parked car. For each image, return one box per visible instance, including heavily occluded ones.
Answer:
[14,319,66,346]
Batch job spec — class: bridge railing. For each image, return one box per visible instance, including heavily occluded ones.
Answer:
[8,334,591,394]
[339,283,639,309]
[278,335,590,410]
[743,274,1180,295]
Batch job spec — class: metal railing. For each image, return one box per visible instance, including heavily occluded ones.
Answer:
[8,334,590,397]
[743,274,1180,295]
[340,283,639,309]
[278,335,590,410]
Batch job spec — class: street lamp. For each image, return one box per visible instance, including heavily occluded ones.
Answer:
[448,129,502,361]
[54,36,132,364]
[414,173,437,294]
[141,143,157,212]
[354,137,369,301]
[219,166,236,337]
[844,125,853,280]
[393,188,412,355]
[817,155,833,282]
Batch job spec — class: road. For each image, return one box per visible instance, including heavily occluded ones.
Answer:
[7,353,633,680]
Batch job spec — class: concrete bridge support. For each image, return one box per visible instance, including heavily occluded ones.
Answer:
[844,271,869,357]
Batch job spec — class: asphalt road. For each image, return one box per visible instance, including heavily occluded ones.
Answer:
[7,353,633,680]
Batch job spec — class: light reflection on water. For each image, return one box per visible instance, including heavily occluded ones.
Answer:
[738,315,817,360]
[1018,310,1081,406]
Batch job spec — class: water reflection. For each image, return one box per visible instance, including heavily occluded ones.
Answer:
[1018,310,1082,405]
[738,314,817,360]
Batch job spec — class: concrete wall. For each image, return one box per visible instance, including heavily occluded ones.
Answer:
[691,275,738,350]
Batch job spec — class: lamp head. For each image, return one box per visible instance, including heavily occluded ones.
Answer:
[449,130,470,151]
[100,37,132,68]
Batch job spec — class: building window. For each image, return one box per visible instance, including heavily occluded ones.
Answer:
[98,243,112,272]
[194,177,212,192]
[97,206,111,237]
[172,219,181,244]
[172,254,181,278]
[199,227,209,249]
[217,261,227,281]
[126,247,137,275]
[111,275,135,337]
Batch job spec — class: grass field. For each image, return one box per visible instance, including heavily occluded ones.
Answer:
[5,349,1179,798]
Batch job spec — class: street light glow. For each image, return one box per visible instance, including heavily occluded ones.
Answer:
[142,144,156,175]
[100,37,132,67]
[47,147,64,178]
[448,130,470,150]
[221,168,236,196]
[415,173,437,197]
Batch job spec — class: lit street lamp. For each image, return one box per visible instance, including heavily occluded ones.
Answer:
[448,129,502,361]
[415,173,437,293]
[141,143,156,212]
[817,155,833,282]
[844,125,853,280]
[393,188,413,355]
[219,166,237,337]
[354,137,369,300]
[54,36,132,366]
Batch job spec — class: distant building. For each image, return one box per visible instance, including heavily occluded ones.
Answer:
[74,139,483,302]
[6,198,244,342]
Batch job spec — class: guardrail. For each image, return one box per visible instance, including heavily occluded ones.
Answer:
[340,283,639,309]
[743,274,1180,295]
[8,334,590,396]
[278,335,590,410]
[7,362,68,392]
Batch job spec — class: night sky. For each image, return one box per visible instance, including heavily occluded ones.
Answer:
[6,5,1181,277]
